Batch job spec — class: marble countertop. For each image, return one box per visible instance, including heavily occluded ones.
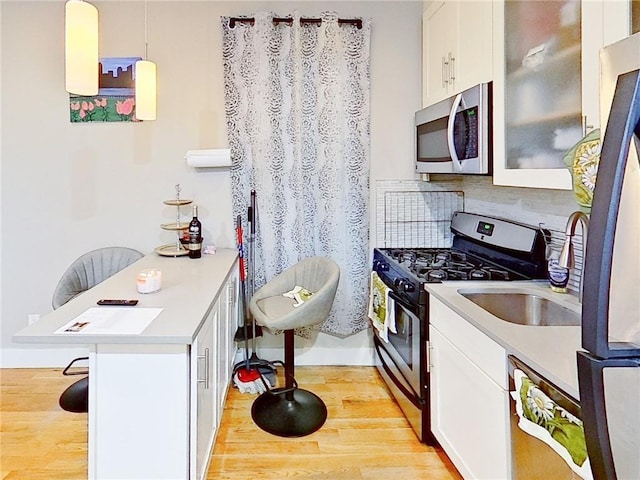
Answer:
[426,280,583,399]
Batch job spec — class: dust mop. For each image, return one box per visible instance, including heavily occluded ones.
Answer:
[232,215,268,394]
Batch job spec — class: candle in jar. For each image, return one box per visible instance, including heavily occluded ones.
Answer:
[136,269,162,294]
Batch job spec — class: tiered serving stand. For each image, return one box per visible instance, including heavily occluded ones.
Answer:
[155,184,191,257]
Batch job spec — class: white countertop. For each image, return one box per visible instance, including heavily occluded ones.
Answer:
[13,249,238,346]
[425,280,584,400]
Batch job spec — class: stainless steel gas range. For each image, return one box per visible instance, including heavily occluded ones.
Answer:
[371,211,549,444]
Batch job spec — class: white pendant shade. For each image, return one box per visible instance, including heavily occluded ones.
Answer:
[135,60,157,121]
[65,0,99,96]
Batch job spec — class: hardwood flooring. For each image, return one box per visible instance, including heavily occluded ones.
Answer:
[1,366,461,480]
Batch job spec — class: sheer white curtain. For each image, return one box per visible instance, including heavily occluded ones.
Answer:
[221,11,371,336]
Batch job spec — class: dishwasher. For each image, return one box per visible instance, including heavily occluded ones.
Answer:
[508,356,592,480]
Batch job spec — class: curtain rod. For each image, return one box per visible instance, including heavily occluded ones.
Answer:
[229,16,363,30]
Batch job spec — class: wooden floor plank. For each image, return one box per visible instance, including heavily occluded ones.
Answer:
[1,366,462,479]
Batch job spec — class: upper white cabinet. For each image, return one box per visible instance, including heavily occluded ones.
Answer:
[422,1,493,107]
[492,0,630,189]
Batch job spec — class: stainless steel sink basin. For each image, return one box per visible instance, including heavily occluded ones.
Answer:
[458,289,581,326]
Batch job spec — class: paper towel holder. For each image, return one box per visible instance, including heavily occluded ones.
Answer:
[185,148,232,168]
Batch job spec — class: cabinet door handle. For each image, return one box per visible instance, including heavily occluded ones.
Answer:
[197,347,210,389]
[426,341,434,372]
[449,52,455,85]
[582,116,594,136]
[442,56,448,87]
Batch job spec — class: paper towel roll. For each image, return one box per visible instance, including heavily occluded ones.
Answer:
[185,149,231,168]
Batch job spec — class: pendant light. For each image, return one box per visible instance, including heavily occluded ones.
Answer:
[135,0,157,120]
[65,0,99,96]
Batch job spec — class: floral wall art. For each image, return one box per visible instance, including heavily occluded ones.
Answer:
[69,57,142,123]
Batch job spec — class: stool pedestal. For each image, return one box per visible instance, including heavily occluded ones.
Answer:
[250,330,327,437]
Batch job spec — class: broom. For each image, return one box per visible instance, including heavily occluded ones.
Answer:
[245,191,278,384]
[232,215,267,394]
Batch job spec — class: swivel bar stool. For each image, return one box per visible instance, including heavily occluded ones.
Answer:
[248,256,340,437]
[54,246,143,413]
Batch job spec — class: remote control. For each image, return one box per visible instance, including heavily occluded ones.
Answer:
[97,299,139,306]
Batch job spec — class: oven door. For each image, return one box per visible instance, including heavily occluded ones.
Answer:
[376,292,423,399]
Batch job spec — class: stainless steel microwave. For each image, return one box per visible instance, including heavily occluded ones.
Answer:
[415,83,491,174]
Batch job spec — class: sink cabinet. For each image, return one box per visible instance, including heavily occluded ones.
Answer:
[429,297,511,479]
[422,1,493,107]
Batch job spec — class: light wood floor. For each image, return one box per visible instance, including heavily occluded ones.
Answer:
[1,366,461,480]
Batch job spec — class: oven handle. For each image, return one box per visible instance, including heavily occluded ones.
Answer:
[388,291,419,317]
[373,336,422,408]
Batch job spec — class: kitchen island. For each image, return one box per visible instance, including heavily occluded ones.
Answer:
[13,249,239,480]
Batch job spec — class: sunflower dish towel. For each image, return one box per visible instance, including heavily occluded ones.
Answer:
[563,128,601,214]
[368,271,396,342]
[511,369,593,480]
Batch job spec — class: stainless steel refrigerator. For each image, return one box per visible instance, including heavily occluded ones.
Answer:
[578,32,640,480]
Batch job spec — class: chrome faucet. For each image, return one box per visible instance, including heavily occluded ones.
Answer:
[558,211,589,302]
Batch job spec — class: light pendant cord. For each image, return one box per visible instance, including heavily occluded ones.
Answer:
[144,0,149,60]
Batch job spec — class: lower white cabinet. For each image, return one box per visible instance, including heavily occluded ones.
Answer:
[429,298,510,479]
[88,264,238,480]
[191,265,238,480]
[191,306,216,480]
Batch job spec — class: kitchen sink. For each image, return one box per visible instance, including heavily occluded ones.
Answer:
[457,289,581,326]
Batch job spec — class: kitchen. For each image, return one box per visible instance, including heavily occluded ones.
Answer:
[2,1,639,479]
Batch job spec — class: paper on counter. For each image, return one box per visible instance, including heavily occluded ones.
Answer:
[54,307,163,335]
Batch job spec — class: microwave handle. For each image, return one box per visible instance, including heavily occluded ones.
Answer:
[447,93,465,171]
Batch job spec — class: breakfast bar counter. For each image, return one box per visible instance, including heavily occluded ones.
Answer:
[13,249,240,480]
[14,249,239,346]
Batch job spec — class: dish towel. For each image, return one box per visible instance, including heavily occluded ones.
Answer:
[368,271,396,342]
[282,286,313,307]
[511,368,593,480]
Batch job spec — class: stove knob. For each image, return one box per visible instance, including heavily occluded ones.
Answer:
[373,260,389,272]
[394,278,404,288]
[403,282,415,292]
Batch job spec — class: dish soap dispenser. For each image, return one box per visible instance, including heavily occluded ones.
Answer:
[547,249,569,293]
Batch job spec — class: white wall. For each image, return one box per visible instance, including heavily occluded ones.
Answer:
[0,0,424,367]
[0,0,584,368]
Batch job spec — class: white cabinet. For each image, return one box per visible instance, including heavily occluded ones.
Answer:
[190,263,238,480]
[492,0,630,189]
[89,262,238,480]
[191,308,215,480]
[15,250,240,480]
[429,297,510,480]
[216,268,238,426]
[422,1,493,107]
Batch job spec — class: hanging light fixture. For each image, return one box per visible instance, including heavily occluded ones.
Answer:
[65,0,99,96]
[135,0,157,120]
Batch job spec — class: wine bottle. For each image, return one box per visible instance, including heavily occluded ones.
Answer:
[188,205,202,259]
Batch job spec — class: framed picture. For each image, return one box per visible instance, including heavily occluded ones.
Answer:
[69,57,142,123]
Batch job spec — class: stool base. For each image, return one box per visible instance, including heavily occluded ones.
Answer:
[251,387,327,437]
